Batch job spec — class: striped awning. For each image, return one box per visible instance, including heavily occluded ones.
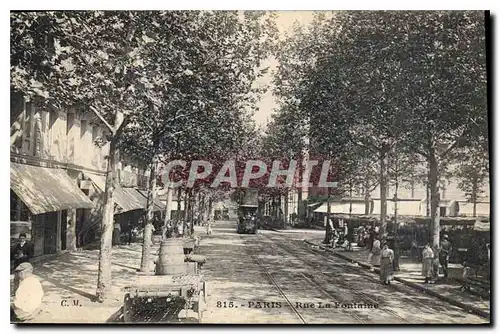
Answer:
[86,174,144,213]
[136,189,166,212]
[11,163,94,215]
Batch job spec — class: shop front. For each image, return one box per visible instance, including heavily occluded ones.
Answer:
[10,163,94,258]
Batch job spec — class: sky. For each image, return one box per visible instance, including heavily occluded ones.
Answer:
[253,11,317,127]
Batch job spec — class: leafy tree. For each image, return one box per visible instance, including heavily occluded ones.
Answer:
[453,143,489,217]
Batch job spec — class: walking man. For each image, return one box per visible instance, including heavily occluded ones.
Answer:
[440,234,452,280]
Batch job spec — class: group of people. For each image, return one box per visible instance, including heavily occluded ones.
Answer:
[364,232,395,285]
[323,217,353,250]
[421,235,453,283]
[10,234,44,322]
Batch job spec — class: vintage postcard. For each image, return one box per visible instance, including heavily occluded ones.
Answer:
[10,10,490,324]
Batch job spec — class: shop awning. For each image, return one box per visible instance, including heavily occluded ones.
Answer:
[136,189,166,212]
[86,174,144,213]
[474,219,490,231]
[314,201,366,214]
[372,199,423,216]
[10,163,94,215]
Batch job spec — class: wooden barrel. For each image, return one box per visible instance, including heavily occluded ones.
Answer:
[155,239,186,275]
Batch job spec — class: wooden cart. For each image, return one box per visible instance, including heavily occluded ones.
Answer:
[123,274,208,323]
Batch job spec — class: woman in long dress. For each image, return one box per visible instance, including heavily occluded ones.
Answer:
[370,236,382,268]
[422,244,434,283]
[380,244,395,284]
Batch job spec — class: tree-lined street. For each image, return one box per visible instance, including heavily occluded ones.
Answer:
[10,10,489,324]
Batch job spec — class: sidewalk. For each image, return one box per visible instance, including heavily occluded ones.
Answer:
[305,237,490,319]
[11,227,205,323]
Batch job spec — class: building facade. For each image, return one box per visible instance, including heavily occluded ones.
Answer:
[10,93,151,258]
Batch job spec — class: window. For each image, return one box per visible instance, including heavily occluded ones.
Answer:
[80,120,87,138]
[49,109,57,130]
[24,103,32,139]
[92,125,98,143]
[67,113,74,135]
[10,190,30,221]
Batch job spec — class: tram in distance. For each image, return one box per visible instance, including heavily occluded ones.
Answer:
[237,189,259,234]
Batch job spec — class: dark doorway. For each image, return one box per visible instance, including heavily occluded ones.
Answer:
[43,211,58,254]
[61,210,67,250]
[439,207,447,217]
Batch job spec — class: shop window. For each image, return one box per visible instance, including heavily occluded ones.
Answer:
[24,103,32,139]
[440,207,447,217]
[92,125,98,143]
[10,190,30,221]
[49,109,57,130]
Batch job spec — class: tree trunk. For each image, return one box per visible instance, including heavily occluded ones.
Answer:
[208,197,214,221]
[96,138,117,302]
[284,191,289,227]
[393,160,400,271]
[379,152,388,236]
[184,189,193,237]
[177,188,182,214]
[140,155,158,272]
[428,149,440,248]
[163,184,173,226]
[472,182,478,217]
[364,173,371,215]
[66,208,77,252]
[324,187,332,244]
[349,185,353,216]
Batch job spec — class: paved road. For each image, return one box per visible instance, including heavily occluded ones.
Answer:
[199,219,488,324]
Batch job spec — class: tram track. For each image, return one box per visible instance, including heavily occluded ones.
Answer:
[304,245,464,322]
[262,231,486,323]
[249,252,308,324]
[300,239,489,321]
[258,233,410,323]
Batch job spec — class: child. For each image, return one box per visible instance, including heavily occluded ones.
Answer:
[206,219,213,235]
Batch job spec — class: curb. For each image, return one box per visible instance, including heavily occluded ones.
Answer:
[303,240,490,320]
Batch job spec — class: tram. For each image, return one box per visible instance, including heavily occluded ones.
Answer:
[237,189,259,234]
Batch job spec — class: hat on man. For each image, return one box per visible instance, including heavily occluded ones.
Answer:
[443,234,449,240]
[15,262,33,273]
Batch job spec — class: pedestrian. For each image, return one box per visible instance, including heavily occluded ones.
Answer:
[206,218,213,235]
[369,235,382,269]
[432,245,440,281]
[439,234,452,280]
[380,243,395,285]
[11,233,34,270]
[11,262,44,322]
[323,215,331,244]
[422,243,434,283]
[331,226,339,248]
[363,230,370,249]
[127,220,133,245]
